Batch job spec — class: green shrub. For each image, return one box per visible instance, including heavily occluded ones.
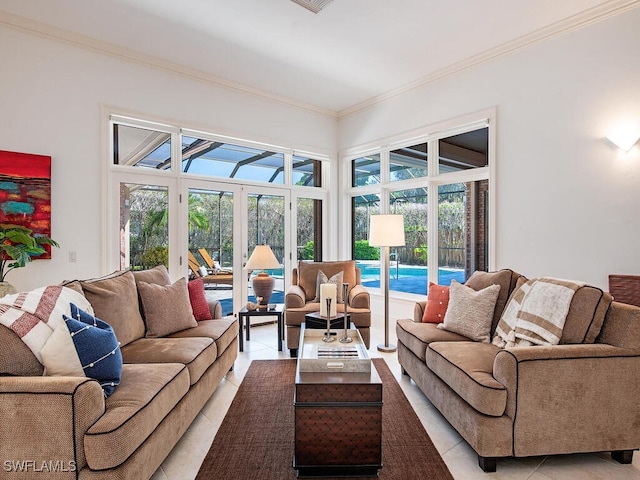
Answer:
[354,240,379,260]
[141,246,168,269]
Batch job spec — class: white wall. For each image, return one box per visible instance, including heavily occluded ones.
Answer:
[0,26,337,291]
[339,8,640,290]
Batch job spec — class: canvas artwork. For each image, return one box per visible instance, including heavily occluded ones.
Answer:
[0,150,52,258]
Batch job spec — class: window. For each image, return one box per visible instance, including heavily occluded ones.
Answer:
[181,135,285,184]
[109,114,328,316]
[352,154,381,187]
[346,114,492,295]
[113,124,172,170]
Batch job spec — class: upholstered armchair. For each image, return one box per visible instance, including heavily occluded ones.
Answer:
[285,260,371,357]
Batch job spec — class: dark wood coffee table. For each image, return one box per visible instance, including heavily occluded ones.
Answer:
[293,330,382,477]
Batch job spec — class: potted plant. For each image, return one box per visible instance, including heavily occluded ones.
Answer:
[0,224,59,297]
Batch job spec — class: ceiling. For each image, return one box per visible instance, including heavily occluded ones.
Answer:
[1,0,637,115]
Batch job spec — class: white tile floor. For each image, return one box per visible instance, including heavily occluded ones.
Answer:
[152,316,640,480]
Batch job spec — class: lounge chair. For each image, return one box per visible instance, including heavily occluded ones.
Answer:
[188,251,233,288]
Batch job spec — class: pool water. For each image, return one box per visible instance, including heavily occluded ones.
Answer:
[357,263,465,295]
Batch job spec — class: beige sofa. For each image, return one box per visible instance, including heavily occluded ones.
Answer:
[0,266,238,479]
[396,269,640,472]
[284,260,371,356]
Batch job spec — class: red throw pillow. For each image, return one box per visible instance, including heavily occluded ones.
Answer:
[188,278,213,321]
[422,282,450,323]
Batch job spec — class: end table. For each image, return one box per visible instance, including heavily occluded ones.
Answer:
[237,304,284,352]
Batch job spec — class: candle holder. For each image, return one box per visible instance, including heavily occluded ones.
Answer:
[339,283,352,343]
[322,297,335,342]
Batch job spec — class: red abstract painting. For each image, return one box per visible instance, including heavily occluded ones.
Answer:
[0,150,52,258]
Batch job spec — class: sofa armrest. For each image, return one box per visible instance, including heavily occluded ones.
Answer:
[349,284,370,309]
[207,299,222,319]
[286,285,306,308]
[493,344,640,456]
[414,301,427,322]
[0,376,105,475]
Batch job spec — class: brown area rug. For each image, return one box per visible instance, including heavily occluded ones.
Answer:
[196,358,453,479]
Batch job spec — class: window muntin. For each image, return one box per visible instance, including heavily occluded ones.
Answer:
[390,142,428,181]
[181,135,285,184]
[438,128,488,174]
[352,154,381,187]
[113,124,171,170]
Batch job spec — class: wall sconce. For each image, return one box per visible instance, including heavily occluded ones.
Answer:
[607,125,640,152]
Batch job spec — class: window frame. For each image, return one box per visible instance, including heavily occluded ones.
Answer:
[341,109,496,300]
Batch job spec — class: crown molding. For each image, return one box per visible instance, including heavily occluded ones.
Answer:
[2,0,639,122]
[337,0,640,119]
[0,10,338,119]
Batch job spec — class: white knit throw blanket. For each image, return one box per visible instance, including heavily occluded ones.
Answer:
[0,286,92,363]
[493,277,584,348]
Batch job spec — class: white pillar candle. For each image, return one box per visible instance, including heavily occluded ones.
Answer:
[319,283,337,317]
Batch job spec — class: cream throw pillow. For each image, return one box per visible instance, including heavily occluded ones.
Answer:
[437,280,501,343]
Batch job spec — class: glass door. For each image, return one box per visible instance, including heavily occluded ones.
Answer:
[182,180,241,317]
[242,186,290,308]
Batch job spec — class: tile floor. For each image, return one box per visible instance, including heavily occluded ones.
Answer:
[152,316,640,480]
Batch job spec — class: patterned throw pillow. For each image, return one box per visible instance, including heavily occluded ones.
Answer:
[422,282,450,323]
[312,270,344,303]
[41,303,122,397]
[437,280,501,343]
[188,278,213,321]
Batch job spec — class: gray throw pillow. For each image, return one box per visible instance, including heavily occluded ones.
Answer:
[437,280,501,343]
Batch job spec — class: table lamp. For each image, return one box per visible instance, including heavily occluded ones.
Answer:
[245,244,281,306]
[369,214,405,352]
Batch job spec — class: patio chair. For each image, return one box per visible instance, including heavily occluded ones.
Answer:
[188,251,233,288]
[198,248,232,274]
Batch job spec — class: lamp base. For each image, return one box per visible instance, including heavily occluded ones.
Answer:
[377,343,397,353]
[252,272,274,305]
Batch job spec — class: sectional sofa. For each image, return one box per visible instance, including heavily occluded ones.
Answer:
[396,269,640,472]
[0,266,238,479]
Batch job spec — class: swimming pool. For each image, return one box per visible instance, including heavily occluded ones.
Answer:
[357,262,465,294]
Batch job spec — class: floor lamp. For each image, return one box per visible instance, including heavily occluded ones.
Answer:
[369,214,405,353]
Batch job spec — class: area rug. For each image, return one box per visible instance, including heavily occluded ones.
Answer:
[196,358,454,480]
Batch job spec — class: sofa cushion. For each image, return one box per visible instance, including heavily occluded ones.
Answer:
[187,278,213,321]
[80,270,145,347]
[120,337,216,385]
[438,280,501,343]
[422,283,450,323]
[561,286,613,344]
[298,261,357,302]
[312,270,344,303]
[0,324,43,376]
[396,319,471,361]
[426,341,507,417]
[137,278,198,338]
[84,362,189,471]
[466,269,523,333]
[168,317,239,359]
